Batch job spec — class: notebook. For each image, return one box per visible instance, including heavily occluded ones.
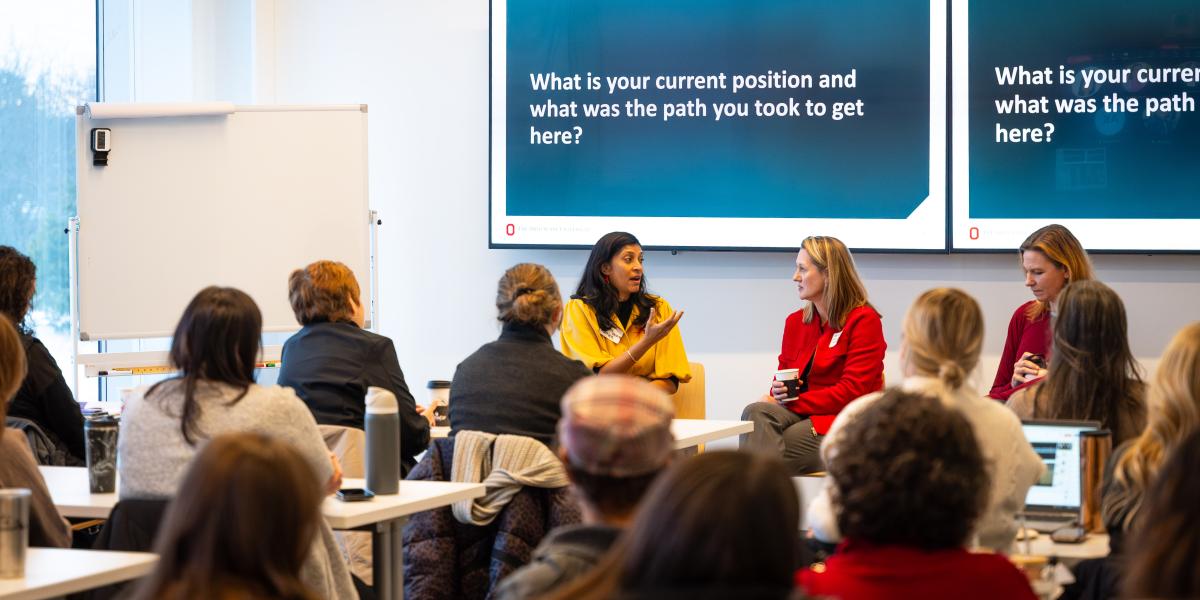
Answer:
[1019,420,1100,533]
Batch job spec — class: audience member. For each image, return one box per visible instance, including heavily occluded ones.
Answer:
[449,263,591,445]
[548,451,801,600]
[741,235,885,475]
[1007,280,1147,446]
[130,432,324,600]
[118,286,356,599]
[560,232,690,394]
[990,224,1094,400]
[278,260,430,475]
[494,375,674,599]
[1122,429,1200,599]
[798,389,1036,600]
[808,288,1042,551]
[0,313,70,547]
[0,245,84,464]
[1063,321,1200,599]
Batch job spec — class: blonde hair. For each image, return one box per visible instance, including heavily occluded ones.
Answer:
[1107,322,1200,530]
[1020,224,1094,320]
[800,236,873,330]
[903,288,984,390]
[287,260,362,325]
[496,263,562,328]
[0,314,27,441]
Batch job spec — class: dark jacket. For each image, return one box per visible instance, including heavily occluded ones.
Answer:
[403,437,582,600]
[278,321,430,471]
[87,498,170,600]
[493,523,620,600]
[8,334,85,462]
[449,322,591,446]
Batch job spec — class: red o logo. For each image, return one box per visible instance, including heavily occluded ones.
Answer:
[969,227,980,240]
[506,224,515,236]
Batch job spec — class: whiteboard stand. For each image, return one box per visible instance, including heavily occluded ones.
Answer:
[68,216,81,395]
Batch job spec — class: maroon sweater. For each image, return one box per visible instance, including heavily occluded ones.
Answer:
[989,301,1051,400]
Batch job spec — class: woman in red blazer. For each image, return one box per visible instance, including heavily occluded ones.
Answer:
[740,236,885,475]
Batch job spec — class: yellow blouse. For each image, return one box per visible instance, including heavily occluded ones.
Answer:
[560,296,692,384]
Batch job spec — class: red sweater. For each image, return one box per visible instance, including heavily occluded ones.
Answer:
[777,305,885,435]
[797,540,1037,600]
[989,301,1051,400]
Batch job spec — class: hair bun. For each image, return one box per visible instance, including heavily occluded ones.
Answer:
[938,361,966,388]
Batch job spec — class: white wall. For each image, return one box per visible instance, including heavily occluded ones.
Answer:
[165,1,1200,420]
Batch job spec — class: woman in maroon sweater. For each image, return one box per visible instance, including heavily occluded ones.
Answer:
[989,224,1093,400]
[740,236,885,475]
[797,389,1036,600]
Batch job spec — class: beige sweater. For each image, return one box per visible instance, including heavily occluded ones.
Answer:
[0,429,71,548]
[808,376,1045,552]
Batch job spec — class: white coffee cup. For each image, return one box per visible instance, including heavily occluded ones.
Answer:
[774,368,801,401]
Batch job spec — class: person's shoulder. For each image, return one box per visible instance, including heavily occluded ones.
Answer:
[650,295,674,312]
[563,297,599,323]
[784,307,808,327]
[846,304,881,324]
[958,550,1033,584]
[1009,300,1038,324]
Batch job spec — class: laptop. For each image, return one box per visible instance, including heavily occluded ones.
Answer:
[1019,420,1100,533]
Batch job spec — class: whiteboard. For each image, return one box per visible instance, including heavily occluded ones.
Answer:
[75,105,371,340]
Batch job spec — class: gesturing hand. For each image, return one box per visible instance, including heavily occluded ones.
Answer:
[644,306,684,345]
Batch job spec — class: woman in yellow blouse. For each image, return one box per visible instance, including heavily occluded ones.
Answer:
[561,232,691,394]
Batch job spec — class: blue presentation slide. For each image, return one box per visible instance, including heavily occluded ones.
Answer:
[953,0,1200,251]
[491,0,946,250]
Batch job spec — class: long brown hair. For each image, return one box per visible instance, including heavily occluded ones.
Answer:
[1019,224,1093,321]
[1123,430,1200,598]
[1032,281,1145,441]
[0,314,28,442]
[1106,322,1200,531]
[131,432,322,600]
[800,236,873,330]
[546,451,799,599]
[146,287,262,445]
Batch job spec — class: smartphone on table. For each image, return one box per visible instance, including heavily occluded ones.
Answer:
[336,488,375,502]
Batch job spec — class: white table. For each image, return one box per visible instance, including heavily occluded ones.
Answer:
[325,478,483,600]
[431,418,753,450]
[40,467,484,600]
[0,548,157,600]
[1026,532,1110,561]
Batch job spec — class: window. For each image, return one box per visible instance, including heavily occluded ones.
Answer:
[0,2,97,398]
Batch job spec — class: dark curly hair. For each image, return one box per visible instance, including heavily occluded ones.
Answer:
[829,389,989,550]
[0,245,36,334]
[572,232,657,333]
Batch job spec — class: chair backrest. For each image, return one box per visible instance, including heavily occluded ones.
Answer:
[319,424,366,479]
[673,362,706,419]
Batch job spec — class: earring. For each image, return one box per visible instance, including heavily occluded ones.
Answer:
[603,274,610,284]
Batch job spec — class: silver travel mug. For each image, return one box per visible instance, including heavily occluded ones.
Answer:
[0,488,32,578]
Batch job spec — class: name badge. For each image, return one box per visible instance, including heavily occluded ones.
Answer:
[601,327,624,344]
[829,332,842,348]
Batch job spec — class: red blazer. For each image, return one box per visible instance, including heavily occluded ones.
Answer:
[988,301,1051,400]
[797,540,1037,600]
[777,304,885,435]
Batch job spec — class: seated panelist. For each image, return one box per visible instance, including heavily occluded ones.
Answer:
[989,224,1093,400]
[740,236,885,476]
[560,232,690,395]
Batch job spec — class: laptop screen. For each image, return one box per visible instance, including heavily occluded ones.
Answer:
[1020,420,1099,511]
